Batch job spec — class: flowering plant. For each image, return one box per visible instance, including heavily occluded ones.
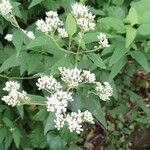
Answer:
[0,0,149,149]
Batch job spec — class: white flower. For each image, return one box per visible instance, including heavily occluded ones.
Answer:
[36,19,49,34]
[57,28,68,38]
[2,81,30,106]
[46,91,73,114]
[2,90,29,107]
[4,34,13,41]
[36,76,62,92]
[22,30,35,39]
[82,110,94,124]
[3,81,20,92]
[2,91,20,107]
[65,110,94,134]
[71,3,95,32]
[54,113,65,130]
[82,70,96,83]
[66,110,83,134]
[59,67,83,88]
[0,0,12,16]
[97,33,110,48]
[36,11,63,34]
[95,82,113,101]
[26,31,35,39]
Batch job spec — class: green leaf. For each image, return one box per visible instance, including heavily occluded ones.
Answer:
[4,131,12,150]
[50,55,74,75]
[28,95,46,105]
[66,14,77,37]
[44,113,55,135]
[29,0,44,8]
[12,29,24,52]
[81,94,107,128]
[26,35,50,49]
[98,17,125,33]
[126,26,136,48]
[30,125,46,148]
[138,24,150,35]
[112,0,124,5]
[16,106,24,119]
[3,118,14,128]
[12,129,22,148]
[47,133,66,150]
[130,51,149,72]
[26,53,42,74]
[0,128,7,143]
[87,53,106,69]
[60,125,78,142]
[125,0,150,25]
[83,32,99,44]
[109,37,128,66]
[0,54,20,73]
[127,90,150,115]
[109,57,127,81]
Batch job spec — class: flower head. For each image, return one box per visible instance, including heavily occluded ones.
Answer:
[36,76,62,93]
[57,28,68,38]
[71,3,95,32]
[59,67,83,88]
[0,0,12,16]
[97,33,110,48]
[82,70,96,83]
[95,82,113,101]
[46,91,73,114]
[36,11,63,34]
[3,81,20,92]
[66,110,94,134]
[2,81,30,107]
[4,34,13,41]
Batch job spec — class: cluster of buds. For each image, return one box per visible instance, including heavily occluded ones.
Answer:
[2,81,29,106]
[59,67,96,88]
[36,11,68,38]
[0,0,12,16]
[71,3,95,32]
[95,82,113,101]
[97,33,110,48]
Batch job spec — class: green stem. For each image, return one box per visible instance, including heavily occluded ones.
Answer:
[83,46,102,53]
[50,35,77,55]
[0,74,38,80]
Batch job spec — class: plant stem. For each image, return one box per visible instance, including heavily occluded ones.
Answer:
[0,74,38,80]
[50,35,77,55]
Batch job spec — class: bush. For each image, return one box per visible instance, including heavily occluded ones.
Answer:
[0,0,150,149]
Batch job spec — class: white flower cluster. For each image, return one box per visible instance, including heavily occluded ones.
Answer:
[71,3,95,32]
[0,0,12,16]
[36,76,62,93]
[97,33,110,48]
[22,30,35,39]
[4,34,13,41]
[66,110,94,134]
[53,109,94,134]
[36,71,95,133]
[59,67,96,88]
[2,81,29,106]
[36,11,68,37]
[35,67,113,133]
[95,82,113,101]
[46,91,73,114]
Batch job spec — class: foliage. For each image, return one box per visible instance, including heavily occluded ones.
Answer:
[0,0,150,149]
